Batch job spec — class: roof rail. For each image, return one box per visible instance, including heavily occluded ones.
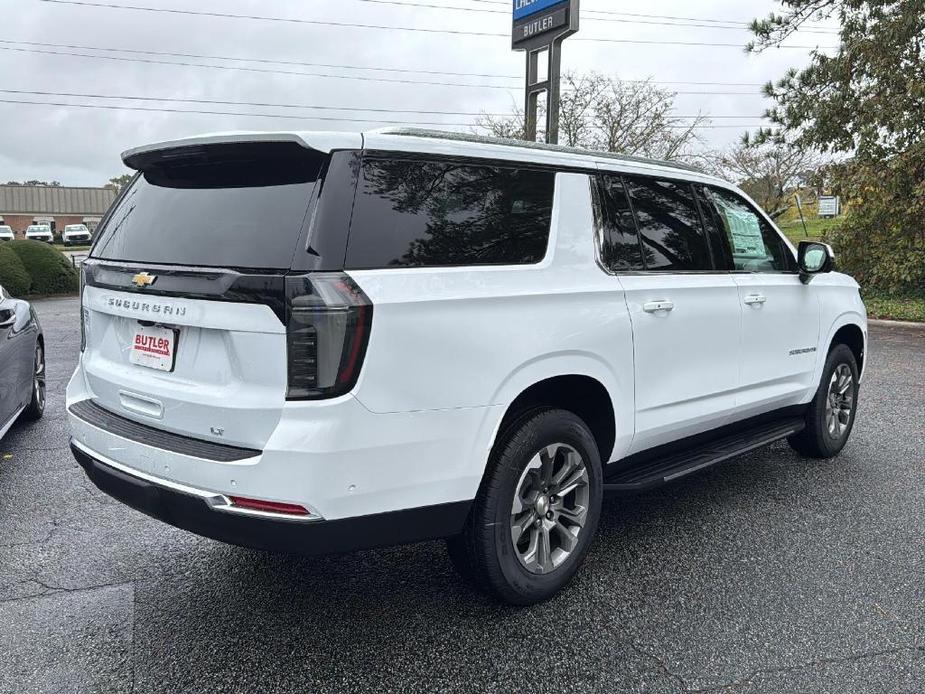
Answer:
[376,127,704,174]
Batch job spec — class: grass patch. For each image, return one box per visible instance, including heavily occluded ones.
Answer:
[863,294,925,323]
[777,217,841,245]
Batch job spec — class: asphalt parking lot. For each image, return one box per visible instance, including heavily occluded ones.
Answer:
[1,296,923,694]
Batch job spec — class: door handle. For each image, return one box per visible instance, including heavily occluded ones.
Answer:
[744,294,767,305]
[643,300,674,313]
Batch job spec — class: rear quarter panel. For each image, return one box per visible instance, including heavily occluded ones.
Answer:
[348,172,635,461]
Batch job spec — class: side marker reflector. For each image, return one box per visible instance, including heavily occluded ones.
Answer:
[229,496,311,516]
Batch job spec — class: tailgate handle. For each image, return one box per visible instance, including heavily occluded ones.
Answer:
[119,391,164,420]
[643,300,674,313]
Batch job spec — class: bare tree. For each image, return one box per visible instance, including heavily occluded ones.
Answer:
[475,109,527,140]
[706,142,823,218]
[474,71,708,161]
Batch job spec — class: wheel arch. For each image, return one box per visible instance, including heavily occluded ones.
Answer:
[488,370,619,469]
[830,322,865,375]
[817,310,866,383]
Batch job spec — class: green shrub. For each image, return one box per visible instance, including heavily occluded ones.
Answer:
[0,244,31,297]
[6,240,79,295]
[827,144,925,295]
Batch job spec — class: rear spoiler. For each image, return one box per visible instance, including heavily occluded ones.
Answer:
[122,131,363,171]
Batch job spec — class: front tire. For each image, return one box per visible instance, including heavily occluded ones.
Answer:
[788,343,859,458]
[447,409,602,605]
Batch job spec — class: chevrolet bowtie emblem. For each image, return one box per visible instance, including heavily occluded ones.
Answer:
[132,272,157,288]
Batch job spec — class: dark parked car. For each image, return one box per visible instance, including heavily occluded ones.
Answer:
[0,284,44,440]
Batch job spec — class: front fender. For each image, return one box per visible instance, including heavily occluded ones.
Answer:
[814,310,868,385]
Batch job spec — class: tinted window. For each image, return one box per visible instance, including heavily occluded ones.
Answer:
[705,186,791,272]
[345,157,555,269]
[92,145,322,269]
[599,176,644,271]
[693,185,734,271]
[624,177,713,271]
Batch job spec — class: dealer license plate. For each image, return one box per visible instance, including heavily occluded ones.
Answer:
[129,324,178,372]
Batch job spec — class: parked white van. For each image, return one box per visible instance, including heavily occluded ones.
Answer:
[67,129,867,604]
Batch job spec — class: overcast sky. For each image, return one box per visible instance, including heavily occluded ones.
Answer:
[0,0,837,186]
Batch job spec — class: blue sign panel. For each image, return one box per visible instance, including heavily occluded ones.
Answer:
[513,0,565,21]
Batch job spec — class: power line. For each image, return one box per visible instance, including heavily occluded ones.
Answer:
[0,88,771,120]
[0,45,516,90]
[38,0,508,36]
[573,36,830,48]
[36,1,837,49]
[0,97,481,126]
[0,97,764,128]
[0,44,769,95]
[0,38,770,87]
[344,0,840,34]
[0,39,520,81]
[0,87,511,116]
[438,0,838,30]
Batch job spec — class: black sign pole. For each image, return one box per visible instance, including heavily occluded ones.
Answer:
[547,37,563,144]
[524,48,546,142]
[512,0,579,145]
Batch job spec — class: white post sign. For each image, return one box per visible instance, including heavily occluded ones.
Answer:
[817,196,840,217]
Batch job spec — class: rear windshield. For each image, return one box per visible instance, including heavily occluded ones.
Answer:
[92,143,323,269]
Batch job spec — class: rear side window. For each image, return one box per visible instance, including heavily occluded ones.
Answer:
[599,175,644,271]
[624,177,713,271]
[704,186,792,272]
[345,157,555,269]
[92,143,323,270]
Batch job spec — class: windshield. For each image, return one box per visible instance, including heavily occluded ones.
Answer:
[92,142,325,270]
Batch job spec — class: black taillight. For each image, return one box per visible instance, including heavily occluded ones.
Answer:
[285,272,373,400]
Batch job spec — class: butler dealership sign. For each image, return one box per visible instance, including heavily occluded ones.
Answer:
[512,0,578,48]
[512,0,578,144]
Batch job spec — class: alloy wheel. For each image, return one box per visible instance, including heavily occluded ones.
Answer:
[510,443,589,575]
[34,343,46,411]
[825,363,853,439]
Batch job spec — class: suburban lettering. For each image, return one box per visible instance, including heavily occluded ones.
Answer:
[101,295,187,318]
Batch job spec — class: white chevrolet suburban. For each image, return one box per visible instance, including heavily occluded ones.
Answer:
[67,129,866,604]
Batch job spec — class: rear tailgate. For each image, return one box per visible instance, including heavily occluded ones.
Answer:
[77,139,333,450]
[80,270,287,450]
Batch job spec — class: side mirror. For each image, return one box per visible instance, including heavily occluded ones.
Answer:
[0,308,15,328]
[798,241,835,284]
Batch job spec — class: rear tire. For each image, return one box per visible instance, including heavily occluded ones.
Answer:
[788,343,859,458]
[22,341,45,421]
[447,409,602,605]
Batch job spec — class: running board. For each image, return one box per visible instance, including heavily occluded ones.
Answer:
[603,417,805,492]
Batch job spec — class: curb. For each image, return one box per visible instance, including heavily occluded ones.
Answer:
[868,318,925,329]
